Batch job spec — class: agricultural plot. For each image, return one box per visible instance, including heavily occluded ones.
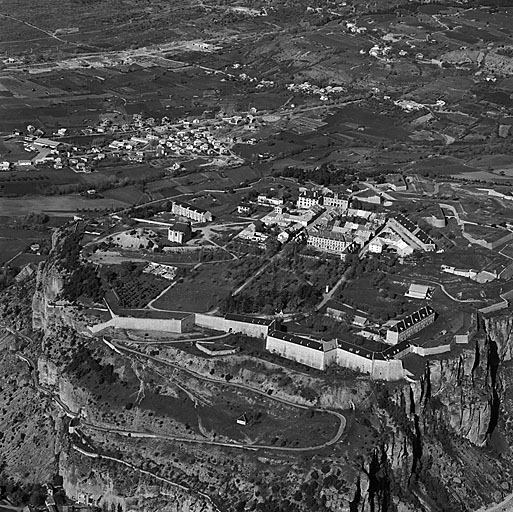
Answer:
[151,261,235,312]
[0,239,28,265]
[102,263,170,309]
[0,196,128,216]
[336,272,410,322]
[101,185,147,205]
[324,106,410,141]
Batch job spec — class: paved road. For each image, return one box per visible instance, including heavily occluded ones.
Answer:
[109,332,231,345]
[413,277,481,304]
[109,339,347,452]
[315,267,351,312]
[7,325,348,455]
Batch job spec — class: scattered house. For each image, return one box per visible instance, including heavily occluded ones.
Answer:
[237,414,248,426]
[237,204,252,215]
[368,237,384,254]
[441,265,497,284]
[143,262,177,281]
[16,160,33,168]
[33,137,62,150]
[257,194,284,207]
[325,300,355,322]
[386,306,436,345]
[237,223,269,246]
[0,161,10,171]
[168,221,193,244]
[353,315,368,328]
[383,174,406,192]
[405,283,430,300]
[261,206,322,228]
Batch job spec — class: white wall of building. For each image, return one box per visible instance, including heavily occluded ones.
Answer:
[266,335,334,370]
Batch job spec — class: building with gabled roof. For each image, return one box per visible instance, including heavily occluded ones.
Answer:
[386,305,436,344]
[297,189,323,209]
[168,221,192,244]
[171,200,212,223]
[405,283,430,300]
[387,214,436,252]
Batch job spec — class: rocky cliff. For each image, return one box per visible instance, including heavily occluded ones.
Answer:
[4,226,513,512]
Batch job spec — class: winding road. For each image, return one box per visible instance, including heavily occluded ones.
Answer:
[9,326,348,455]
[106,338,348,452]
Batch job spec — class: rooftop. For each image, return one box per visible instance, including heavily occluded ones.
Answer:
[225,313,275,326]
[269,330,332,352]
[389,305,436,333]
[173,199,210,215]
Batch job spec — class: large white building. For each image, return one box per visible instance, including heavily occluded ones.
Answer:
[297,190,323,209]
[171,200,212,223]
[266,331,406,380]
[323,193,349,210]
[307,228,350,255]
[168,221,192,244]
[266,331,337,370]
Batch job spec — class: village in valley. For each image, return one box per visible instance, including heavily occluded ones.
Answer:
[6,97,513,383]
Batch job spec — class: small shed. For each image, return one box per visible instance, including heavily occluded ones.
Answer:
[236,414,248,426]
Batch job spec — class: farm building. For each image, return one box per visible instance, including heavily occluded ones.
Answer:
[405,283,430,300]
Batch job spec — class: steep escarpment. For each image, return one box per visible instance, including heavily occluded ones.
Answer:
[32,229,82,333]
[367,313,513,511]
[5,225,513,512]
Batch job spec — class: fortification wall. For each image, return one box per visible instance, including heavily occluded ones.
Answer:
[266,336,328,370]
[335,349,373,374]
[371,359,405,381]
[411,343,451,357]
[194,314,271,337]
[195,313,227,331]
[89,315,193,334]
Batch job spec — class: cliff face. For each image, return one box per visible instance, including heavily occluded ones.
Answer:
[11,226,513,512]
[365,314,513,511]
[32,230,88,335]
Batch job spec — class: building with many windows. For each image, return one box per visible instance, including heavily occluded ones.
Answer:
[323,193,349,210]
[297,190,323,209]
[171,200,212,223]
[307,228,350,255]
[386,305,436,344]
